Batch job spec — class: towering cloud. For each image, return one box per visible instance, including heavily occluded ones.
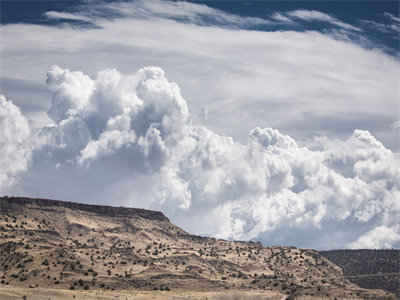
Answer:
[42,66,189,167]
[0,95,31,192]
[2,66,400,250]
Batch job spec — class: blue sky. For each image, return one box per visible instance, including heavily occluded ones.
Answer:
[0,0,399,249]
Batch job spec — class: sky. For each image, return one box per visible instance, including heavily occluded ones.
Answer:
[0,0,399,250]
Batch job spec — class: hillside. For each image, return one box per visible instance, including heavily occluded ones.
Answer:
[0,196,395,299]
[320,250,400,297]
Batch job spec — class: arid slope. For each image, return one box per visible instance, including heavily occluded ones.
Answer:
[0,197,394,299]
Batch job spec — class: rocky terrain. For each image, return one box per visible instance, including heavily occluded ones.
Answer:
[0,196,395,299]
[320,249,400,298]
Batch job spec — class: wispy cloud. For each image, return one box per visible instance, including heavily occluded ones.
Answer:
[361,19,391,33]
[361,14,400,35]
[384,12,400,24]
[78,0,272,29]
[270,12,295,24]
[287,9,362,32]
[44,11,92,23]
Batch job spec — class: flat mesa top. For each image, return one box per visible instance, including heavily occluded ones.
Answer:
[0,196,168,221]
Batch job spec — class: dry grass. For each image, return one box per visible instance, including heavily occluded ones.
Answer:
[0,287,379,300]
[0,287,285,300]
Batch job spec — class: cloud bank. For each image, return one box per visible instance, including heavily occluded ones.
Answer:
[1,65,399,250]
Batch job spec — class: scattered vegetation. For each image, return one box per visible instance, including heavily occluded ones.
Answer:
[0,196,394,299]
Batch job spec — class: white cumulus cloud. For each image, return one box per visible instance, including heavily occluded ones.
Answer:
[0,95,31,193]
[6,66,399,250]
[349,226,400,249]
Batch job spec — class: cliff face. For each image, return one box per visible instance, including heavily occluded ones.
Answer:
[0,197,168,221]
[0,196,395,299]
